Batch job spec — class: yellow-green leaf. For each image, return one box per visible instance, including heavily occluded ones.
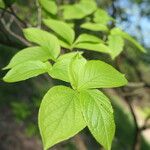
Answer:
[62,1,97,20]
[4,46,51,69]
[111,28,146,53]
[43,19,75,45]
[107,34,124,59]
[38,86,86,150]
[39,0,57,15]
[80,89,115,150]
[69,58,127,90]
[3,61,50,82]
[23,28,60,60]
[81,22,108,32]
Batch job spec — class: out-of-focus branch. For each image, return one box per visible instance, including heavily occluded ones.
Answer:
[9,7,27,27]
[123,92,150,150]
[140,115,150,131]
[124,97,140,150]
[73,135,87,150]
[0,7,27,27]
[111,0,117,28]
[36,0,42,28]
[127,82,145,88]
[0,18,31,46]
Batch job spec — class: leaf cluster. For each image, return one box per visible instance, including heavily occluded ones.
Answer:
[2,0,146,150]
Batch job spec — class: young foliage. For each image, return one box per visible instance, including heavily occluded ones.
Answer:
[39,0,57,15]
[43,19,75,47]
[23,28,60,60]
[81,22,109,32]
[38,86,86,150]
[3,61,51,82]
[49,52,80,82]
[111,28,146,53]
[3,46,51,69]
[94,8,114,25]
[69,56,127,90]
[79,89,115,150]
[62,0,97,20]
[74,33,104,44]
[3,0,146,150]
[74,42,110,54]
[107,34,124,59]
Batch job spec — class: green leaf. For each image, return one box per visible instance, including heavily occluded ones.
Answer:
[107,34,124,59]
[59,39,71,49]
[111,28,146,53]
[69,58,127,90]
[4,46,51,69]
[43,19,75,46]
[62,1,97,20]
[69,54,87,89]
[39,0,57,15]
[74,42,110,54]
[3,61,50,82]
[74,33,103,44]
[81,22,108,32]
[79,89,115,150]
[94,8,114,25]
[23,28,60,60]
[49,52,81,82]
[38,86,86,150]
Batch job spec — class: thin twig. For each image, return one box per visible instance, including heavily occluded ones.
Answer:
[36,0,42,28]
[140,115,150,131]
[1,18,31,46]
[127,82,145,88]
[0,8,6,19]
[125,99,140,150]
[9,6,27,27]
[0,7,27,27]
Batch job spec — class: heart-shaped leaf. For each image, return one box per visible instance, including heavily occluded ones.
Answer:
[38,86,86,150]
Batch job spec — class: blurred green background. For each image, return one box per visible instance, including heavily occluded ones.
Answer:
[0,0,150,150]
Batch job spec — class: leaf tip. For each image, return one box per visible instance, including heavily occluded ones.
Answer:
[2,65,9,70]
[3,76,8,82]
